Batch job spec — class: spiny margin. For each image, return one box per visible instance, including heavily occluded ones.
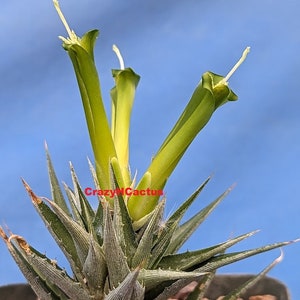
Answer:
[21,179,85,285]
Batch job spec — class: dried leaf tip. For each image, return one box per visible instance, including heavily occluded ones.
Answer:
[0,227,8,241]
[21,178,42,205]
[8,234,31,254]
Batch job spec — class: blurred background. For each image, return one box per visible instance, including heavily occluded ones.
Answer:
[1,0,299,297]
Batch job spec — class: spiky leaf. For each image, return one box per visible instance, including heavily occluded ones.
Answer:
[138,269,207,291]
[167,186,233,254]
[158,231,258,270]
[82,237,107,297]
[0,228,54,300]
[149,177,212,268]
[106,269,144,300]
[110,166,137,262]
[195,240,296,272]
[22,180,84,282]
[131,200,165,268]
[222,250,284,300]
[46,145,70,216]
[103,203,131,288]
[44,197,92,265]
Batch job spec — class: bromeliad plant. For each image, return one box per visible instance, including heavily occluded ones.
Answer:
[0,1,298,299]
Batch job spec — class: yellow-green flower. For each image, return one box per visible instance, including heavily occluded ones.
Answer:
[128,48,250,221]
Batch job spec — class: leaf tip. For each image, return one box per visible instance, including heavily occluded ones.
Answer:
[9,234,31,254]
[275,248,284,264]
[44,140,49,151]
[21,179,42,205]
[0,227,8,241]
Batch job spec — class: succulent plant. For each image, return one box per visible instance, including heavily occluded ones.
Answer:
[0,1,298,299]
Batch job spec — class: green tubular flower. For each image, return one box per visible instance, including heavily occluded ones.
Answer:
[128,48,250,221]
[111,45,140,187]
[54,0,118,192]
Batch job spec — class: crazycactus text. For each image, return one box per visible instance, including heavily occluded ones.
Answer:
[84,187,164,198]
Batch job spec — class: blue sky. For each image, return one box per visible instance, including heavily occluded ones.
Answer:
[1,0,300,297]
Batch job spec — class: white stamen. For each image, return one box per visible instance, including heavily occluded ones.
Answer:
[218,47,250,86]
[53,0,78,43]
[112,44,125,70]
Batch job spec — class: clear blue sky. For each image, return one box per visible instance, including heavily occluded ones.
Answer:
[1,0,300,297]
